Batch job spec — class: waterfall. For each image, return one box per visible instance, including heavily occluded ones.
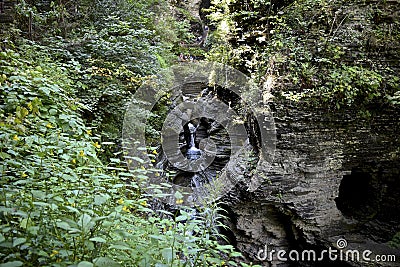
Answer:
[186,122,201,160]
[188,123,197,148]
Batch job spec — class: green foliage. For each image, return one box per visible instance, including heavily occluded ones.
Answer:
[14,0,92,39]
[1,0,258,262]
[0,0,245,264]
[7,0,201,161]
[319,65,383,108]
[205,0,400,110]
[389,231,400,249]
[0,44,242,266]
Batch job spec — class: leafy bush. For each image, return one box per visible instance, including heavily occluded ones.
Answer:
[0,44,241,266]
[205,0,400,110]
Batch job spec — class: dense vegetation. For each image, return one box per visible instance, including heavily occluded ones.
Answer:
[1,0,399,266]
[206,0,400,112]
[0,0,243,266]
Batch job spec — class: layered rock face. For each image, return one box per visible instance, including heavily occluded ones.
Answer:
[167,0,400,265]
[154,76,400,266]
[222,102,400,266]
[173,0,399,264]
[217,0,400,264]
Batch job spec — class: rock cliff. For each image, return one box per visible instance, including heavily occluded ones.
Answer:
[223,102,400,266]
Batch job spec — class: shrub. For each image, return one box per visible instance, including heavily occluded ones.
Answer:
[0,45,241,266]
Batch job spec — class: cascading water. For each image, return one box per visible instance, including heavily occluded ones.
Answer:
[185,122,205,187]
[154,82,257,202]
[186,122,201,160]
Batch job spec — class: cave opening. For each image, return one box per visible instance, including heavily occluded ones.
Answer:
[335,169,379,220]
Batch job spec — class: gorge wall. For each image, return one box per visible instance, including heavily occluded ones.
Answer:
[222,102,400,266]
[168,0,400,266]
[152,68,400,266]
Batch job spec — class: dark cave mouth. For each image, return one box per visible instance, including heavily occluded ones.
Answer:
[335,169,379,220]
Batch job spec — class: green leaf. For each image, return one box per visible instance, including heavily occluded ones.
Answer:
[59,114,70,120]
[110,158,120,163]
[20,218,32,228]
[56,221,71,230]
[39,86,50,95]
[174,191,183,199]
[0,261,24,267]
[149,235,164,241]
[33,201,50,207]
[77,261,93,267]
[12,237,26,247]
[118,172,133,177]
[175,215,187,222]
[31,190,46,199]
[93,257,121,267]
[161,247,174,263]
[129,156,144,163]
[78,214,94,231]
[94,194,109,205]
[109,244,133,251]
[65,205,80,213]
[0,152,10,159]
[61,174,77,182]
[89,237,106,243]
[27,226,39,235]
